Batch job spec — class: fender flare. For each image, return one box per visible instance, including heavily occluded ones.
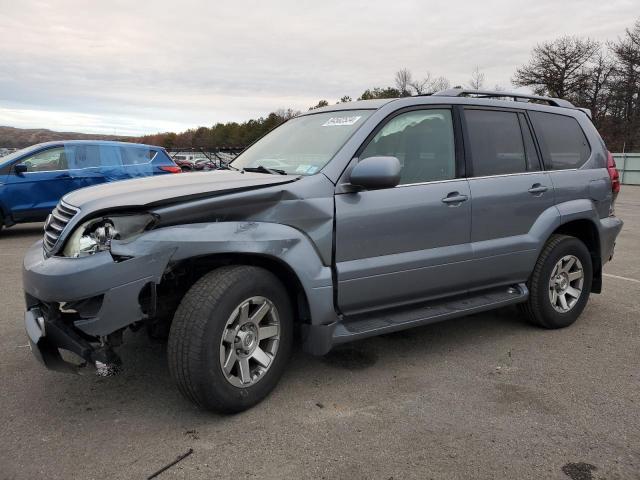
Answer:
[111,221,339,330]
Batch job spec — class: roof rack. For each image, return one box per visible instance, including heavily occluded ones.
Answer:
[432,88,575,109]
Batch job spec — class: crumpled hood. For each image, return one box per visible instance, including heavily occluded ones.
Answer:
[62,170,300,212]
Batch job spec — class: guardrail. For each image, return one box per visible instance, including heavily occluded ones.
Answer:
[612,153,640,186]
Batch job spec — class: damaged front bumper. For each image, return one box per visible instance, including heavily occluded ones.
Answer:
[25,306,120,373]
[22,240,173,372]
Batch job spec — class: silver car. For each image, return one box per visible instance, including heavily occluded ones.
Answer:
[23,89,623,412]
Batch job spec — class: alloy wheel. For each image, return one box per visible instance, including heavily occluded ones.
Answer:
[219,296,280,388]
[548,255,584,313]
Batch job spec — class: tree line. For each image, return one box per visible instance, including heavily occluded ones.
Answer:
[135,18,640,152]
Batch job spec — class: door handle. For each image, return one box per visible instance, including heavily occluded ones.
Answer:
[528,184,548,195]
[441,192,468,205]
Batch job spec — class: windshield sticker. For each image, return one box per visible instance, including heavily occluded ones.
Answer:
[307,166,319,174]
[322,116,362,127]
[295,164,312,173]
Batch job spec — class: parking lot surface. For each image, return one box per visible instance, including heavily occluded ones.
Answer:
[1,188,639,480]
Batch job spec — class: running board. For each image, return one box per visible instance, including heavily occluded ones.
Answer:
[333,283,528,344]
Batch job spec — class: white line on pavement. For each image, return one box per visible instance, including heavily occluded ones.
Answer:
[603,273,640,284]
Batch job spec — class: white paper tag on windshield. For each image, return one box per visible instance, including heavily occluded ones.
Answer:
[322,116,361,127]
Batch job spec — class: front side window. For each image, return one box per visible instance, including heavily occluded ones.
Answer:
[18,147,67,172]
[360,109,455,185]
[231,110,373,175]
[465,109,527,177]
[529,111,591,170]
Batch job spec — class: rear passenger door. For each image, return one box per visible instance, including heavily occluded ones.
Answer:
[65,143,106,189]
[527,112,609,216]
[463,108,554,291]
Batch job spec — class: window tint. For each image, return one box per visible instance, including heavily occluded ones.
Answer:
[465,109,527,177]
[360,109,455,185]
[19,147,67,172]
[529,111,590,169]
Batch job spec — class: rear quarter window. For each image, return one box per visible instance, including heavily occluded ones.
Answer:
[529,111,591,170]
[121,146,158,165]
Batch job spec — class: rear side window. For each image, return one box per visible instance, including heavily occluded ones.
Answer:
[465,109,527,176]
[65,145,101,169]
[529,111,590,169]
[121,146,157,165]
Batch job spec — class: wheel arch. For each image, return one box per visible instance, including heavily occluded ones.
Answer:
[111,221,339,342]
[166,252,313,324]
[550,218,602,293]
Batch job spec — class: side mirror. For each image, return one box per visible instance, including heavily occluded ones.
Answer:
[349,156,401,190]
[14,163,28,175]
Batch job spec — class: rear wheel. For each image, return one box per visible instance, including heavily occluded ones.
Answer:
[521,234,593,329]
[168,266,293,413]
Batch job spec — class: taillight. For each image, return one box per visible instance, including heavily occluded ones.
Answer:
[160,165,182,174]
[606,151,620,194]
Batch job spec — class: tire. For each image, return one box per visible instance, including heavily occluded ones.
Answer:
[520,234,593,329]
[168,265,293,413]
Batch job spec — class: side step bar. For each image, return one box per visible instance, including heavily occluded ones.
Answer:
[333,283,528,344]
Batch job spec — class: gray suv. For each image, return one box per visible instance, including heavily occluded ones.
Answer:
[23,89,623,412]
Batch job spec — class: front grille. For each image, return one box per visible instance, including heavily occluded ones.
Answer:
[43,201,79,254]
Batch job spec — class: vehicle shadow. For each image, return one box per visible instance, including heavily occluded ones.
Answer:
[1,223,43,238]
[34,306,533,422]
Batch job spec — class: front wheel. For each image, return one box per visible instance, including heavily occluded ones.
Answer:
[521,234,593,329]
[168,266,293,413]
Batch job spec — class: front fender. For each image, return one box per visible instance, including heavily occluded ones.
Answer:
[110,221,338,328]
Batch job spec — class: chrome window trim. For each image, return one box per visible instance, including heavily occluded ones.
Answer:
[393,169,573,188]
[394,177,462,188]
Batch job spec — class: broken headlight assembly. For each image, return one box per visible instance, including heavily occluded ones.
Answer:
[62,213,156,258]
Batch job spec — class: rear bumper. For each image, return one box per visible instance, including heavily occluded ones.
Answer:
[599,216,623,263]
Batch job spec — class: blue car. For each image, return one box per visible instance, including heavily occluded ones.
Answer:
[0,140,180,232]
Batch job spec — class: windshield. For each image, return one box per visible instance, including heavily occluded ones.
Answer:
[231,110,373,175]
[0,144,46,167]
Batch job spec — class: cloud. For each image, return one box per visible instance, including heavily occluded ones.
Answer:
[0,0,637,135]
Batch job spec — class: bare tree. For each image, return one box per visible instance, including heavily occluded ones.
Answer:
[608,19,640,150]
[468,66,486,90]
[581,50,615,121]
[513,36,600,98]
[407,72,429,94]
[395,68,413,96]
[431,76,451,92]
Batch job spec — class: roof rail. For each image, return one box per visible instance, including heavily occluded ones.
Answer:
[432,88,575,109]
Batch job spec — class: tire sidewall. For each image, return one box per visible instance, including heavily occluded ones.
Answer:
[535,238,593,328]
[198,271,293,412]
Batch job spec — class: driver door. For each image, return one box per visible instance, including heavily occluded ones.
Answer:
[5,145,75,221]
[334,108,473,314]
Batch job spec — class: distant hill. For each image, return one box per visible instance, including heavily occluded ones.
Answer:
[0,126,132,149]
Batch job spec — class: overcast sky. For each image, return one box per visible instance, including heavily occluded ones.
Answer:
[0,0,637,136]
